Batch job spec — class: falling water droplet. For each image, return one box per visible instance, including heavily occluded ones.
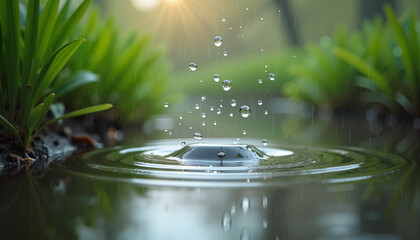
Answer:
[222,80,232,91]
[239,105,251,118]
[242,130,247,135]
[221,17,226,22]
[193,133,202,140]
[202,122,206,126]
[201,112,206,118]
[223,50,228,56]
[168,131,172,135]
[260,17,264,20]
[181,141,186,146]
[217,151,226,158]
[240,228,250,240]
[216,108,222,114]
[246,145,252,151]
[220,104,223,108]
[210,106,214,111]
[229,113,233,117]
[195,104,200,110]
[258,100,263,105]
[163,102,168,108]
[258,79,263,84]
[213,74,220,82]
[245,7,249,10]
[189,62,197,71]
[214,36,223,47]
[242,196,250,214]
[230,99,237,107]
[268,73,275,81]
[262,139,268,146]
[179,115,183,120]
[213,121,217,126]
[261,218,268,229]
[221,211,231,232]
[230,204,236,215]
[201,96,206,101]
[264,110,268,115]
[262,196,268,208]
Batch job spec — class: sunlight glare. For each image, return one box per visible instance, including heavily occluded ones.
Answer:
[131,0,161,12]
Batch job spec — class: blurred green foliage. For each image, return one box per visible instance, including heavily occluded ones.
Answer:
[57,7,171,124]
[0,0,111,149]
[284,5,420,117]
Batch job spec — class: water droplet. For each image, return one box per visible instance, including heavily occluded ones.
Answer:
[245,7,248,10]
[223,50,228,56]
[179,115,183,120]
[257,100,263,105]
[201,96,206,101]
[181,141,186,146]
[221,17,226,22]
[265,65,268,68]
[262,218,268,228]
[178,122,181,126]
[262,139,268,146]
[193,133,202,140]
[242,196,250,214]
[213,121,217,126]
[262,196,268,208]
[264,110,268,115]
[168,131,172,135]
[202,122,206,126]
[210,106,214,111]
[214,36,223,47]
[189,62,197,71]
[268,73,275,81]
[189,126,192,130]
[260,17,264,20]
[221,211,231,232]
[240,228,251,240]
[239,105,251,118]
[230,99,237,107]
[239,25,242,29]
[220,104,223,108]
[229,113,233,117]
[200,112,206,119]
[222,80,232,91]
[216,108,222,114]
[163,102,168,108]
[217,151,226,158]
[214,74,220,82]
[195,104,200,110]
[246,145,252,151]
[242,130,247,135]
[258,79,263,84]
[230,204,236,215]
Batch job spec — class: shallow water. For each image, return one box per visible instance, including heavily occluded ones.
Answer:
[1,137,419,240]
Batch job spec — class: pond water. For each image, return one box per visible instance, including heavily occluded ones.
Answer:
[1,127,419,239]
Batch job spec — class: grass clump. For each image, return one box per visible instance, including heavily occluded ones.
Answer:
[0,0,112,150]
[284,5,420,117]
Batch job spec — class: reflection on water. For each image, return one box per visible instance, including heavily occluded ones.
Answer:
[0,140,419,239]
[0,165,419,240]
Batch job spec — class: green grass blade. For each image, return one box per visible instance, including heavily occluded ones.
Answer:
[53,0,71,31]
[0,0,20,124]
[0,115,22,145]
[0,23,5,117]
[27,93,55,148]
[37,104,112,134]
[332,46,392,97]
[394,92,416,117]
[33,38,85,106]
[51,0,92,50]
[384,5,418,104]
[55,70,99,97]
[29,93,55,133]
[35,0,59,64]
[22,0,39,86]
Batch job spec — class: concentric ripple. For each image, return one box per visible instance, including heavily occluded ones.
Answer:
[52,139,412,187]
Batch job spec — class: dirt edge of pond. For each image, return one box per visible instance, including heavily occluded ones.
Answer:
[0,124,102,177]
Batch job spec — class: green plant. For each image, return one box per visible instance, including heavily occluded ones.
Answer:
[0,0,112,150]
[285,6,420,117]
[56,7,171,124]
